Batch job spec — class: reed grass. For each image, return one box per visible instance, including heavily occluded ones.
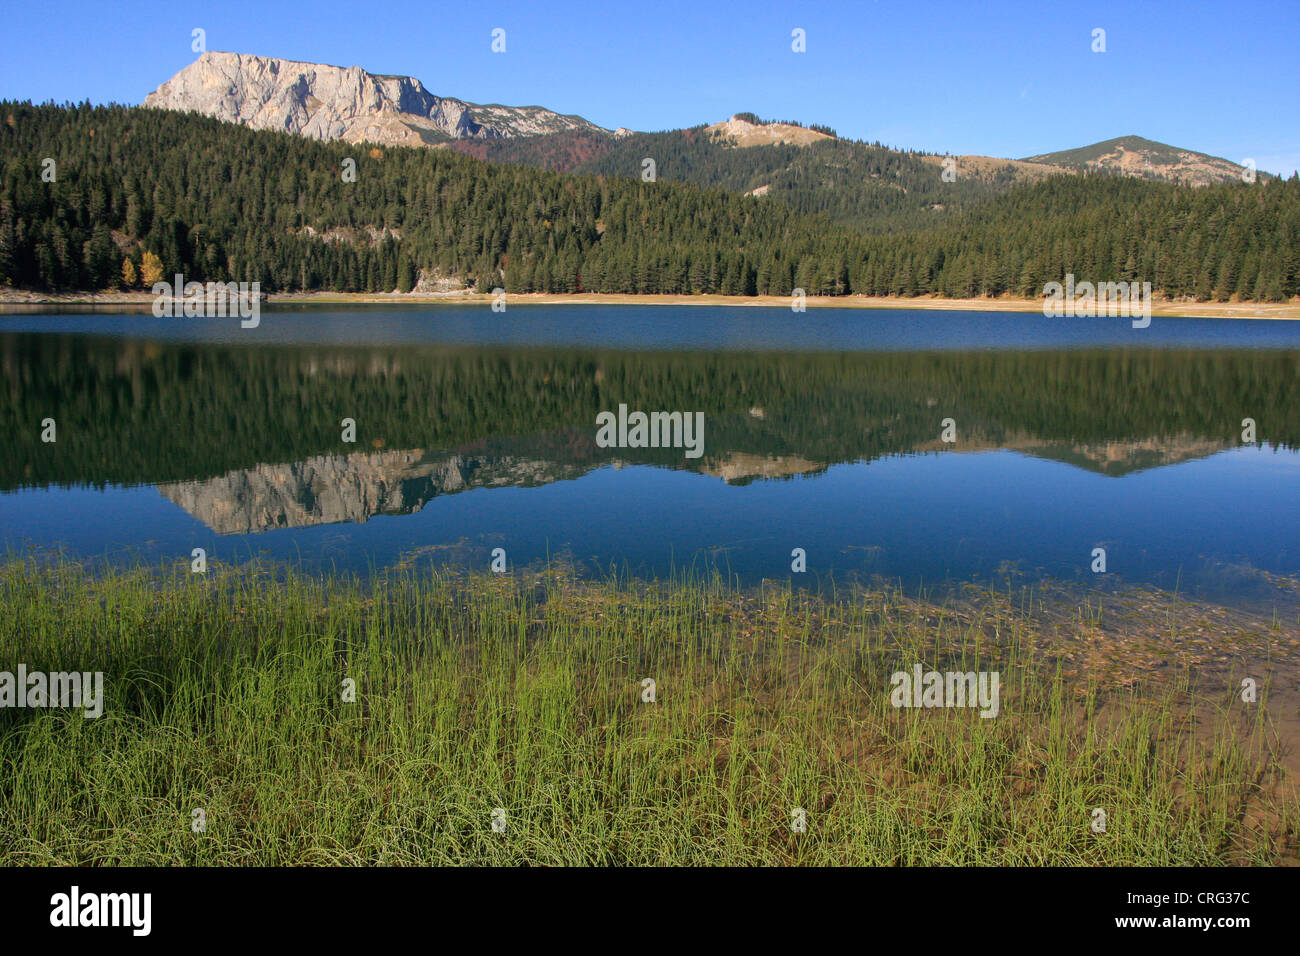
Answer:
[0,557,1294,865]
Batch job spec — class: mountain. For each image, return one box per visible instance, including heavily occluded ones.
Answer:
[459,124,1255,235]
[142,51,606,146]
[1021,135,1259,186]
[447,119,1059,234]
[139,54,1268,234]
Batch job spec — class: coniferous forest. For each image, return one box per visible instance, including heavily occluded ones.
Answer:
[2,101,1298,300]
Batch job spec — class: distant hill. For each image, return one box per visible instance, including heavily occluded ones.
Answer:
[446,120,1061,234]
[1022,135,1261,186]
[461,127,1262,234]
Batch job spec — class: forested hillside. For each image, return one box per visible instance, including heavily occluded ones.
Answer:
[2,101,1297,300]
[451,125,1038,233]
[855,174,1300,300]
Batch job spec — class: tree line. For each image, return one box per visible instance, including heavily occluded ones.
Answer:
[1,101,1297,301]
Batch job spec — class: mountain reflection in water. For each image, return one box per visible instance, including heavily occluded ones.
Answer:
[3,331,1297,596]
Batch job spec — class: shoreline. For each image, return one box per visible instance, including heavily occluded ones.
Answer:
[2,289,1299,319]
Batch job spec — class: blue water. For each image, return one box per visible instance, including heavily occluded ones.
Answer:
[2,307,1298,601]
[4,304,1300,350]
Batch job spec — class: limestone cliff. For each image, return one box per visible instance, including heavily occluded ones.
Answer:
[143,52,606,146]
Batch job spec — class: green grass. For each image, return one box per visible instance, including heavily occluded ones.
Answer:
[0,557,1295,865]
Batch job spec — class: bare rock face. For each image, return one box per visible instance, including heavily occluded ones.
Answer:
[705,115,833,148]
[143,51,606,145]
[156,448,592,534]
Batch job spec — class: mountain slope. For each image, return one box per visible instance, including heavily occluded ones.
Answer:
[142,51,606,146]
[1022,135,1260,186]
[447,123,1060,233]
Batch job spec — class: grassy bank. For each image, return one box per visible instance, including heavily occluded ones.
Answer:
[0,559,1295,865]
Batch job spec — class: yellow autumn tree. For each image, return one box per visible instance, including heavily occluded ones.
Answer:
[120,257,138,289]
[139,250,165,287]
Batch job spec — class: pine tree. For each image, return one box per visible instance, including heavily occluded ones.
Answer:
[396,253,415,293]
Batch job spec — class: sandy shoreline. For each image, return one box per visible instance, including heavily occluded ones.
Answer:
[1,289,1298,319]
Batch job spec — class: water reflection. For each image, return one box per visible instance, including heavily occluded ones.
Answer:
[3,332,1297,593]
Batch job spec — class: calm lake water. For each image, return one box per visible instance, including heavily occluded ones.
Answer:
[2,306,1298,600]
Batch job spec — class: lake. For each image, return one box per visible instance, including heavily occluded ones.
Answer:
[2,305,1298,602]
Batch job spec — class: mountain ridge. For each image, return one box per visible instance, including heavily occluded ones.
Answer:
[142,51,607,145]
[142,53,1257,191]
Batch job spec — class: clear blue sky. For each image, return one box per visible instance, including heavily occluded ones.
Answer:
[3,0,1296,175]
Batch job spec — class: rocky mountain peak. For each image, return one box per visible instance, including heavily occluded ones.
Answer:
[142,51,607,146]
[705,114,834,148]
